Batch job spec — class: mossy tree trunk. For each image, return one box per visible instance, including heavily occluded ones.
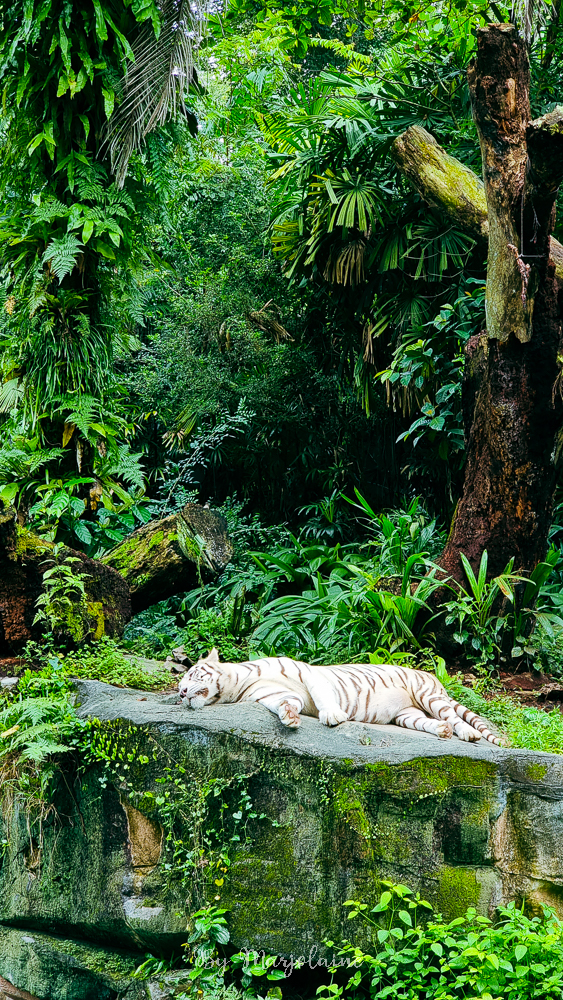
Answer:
[0,505,131,655]
[396,24,563,585]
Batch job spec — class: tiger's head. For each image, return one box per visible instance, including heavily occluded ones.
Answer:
[178,648,223,708]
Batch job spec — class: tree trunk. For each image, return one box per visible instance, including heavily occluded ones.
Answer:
[0,505,131,655]
[391,123,563,285]
[438,24,563,583]
[101,503,233,614]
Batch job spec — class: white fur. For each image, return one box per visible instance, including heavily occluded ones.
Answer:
[178,650,503,745]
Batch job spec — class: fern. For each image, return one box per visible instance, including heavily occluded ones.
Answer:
[55,394,99,440]
[0,696,81,764]
[0,378,23,415]
[30,197,70,225]
[97,443,145,492]
[42,234,83,281]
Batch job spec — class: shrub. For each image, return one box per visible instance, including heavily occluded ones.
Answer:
[321,882,563,1000]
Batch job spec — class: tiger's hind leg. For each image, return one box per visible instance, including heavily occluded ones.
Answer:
[413,680,504,746]
[394,707,452,739]
[413,693,481,742]
[452,718,482,742]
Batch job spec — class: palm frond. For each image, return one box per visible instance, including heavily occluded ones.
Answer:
[0,378,23,415]
[511,0,553,44]
[104,0,199,187]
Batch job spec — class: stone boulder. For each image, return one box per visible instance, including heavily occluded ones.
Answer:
[101,503,233,613]
[1,681,563,998]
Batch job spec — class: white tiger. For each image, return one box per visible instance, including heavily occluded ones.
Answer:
[178,648,503,745]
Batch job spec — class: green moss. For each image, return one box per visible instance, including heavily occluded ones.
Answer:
[103,537,138,572]
[176,521,203,562]
[87,601,106,641]
[14,527,52,558]
[364,756,497,797]
[434,865,481,918]
[148,529,165,549]
[333,778,372,843]
[526,762,548,782]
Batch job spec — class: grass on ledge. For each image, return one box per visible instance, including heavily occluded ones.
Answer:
[23,637,172,692]
[445,676,563,755]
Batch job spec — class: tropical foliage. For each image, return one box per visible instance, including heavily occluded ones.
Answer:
[2,0,563,722]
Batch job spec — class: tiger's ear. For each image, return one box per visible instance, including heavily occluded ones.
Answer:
[207,647,220,665]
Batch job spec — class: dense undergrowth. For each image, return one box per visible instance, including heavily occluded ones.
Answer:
[3,494,563,762]
[131,883,563,1000]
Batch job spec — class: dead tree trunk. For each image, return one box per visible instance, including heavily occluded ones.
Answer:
[396,24,563,584]
[440,24,563,582]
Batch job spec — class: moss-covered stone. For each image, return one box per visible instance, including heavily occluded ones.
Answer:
[2,683,563,996]
[0,926,147,1000]
[102,504,233,613]
[0,506,130,654]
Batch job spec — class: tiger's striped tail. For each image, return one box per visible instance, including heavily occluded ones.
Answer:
[451,699,505,746]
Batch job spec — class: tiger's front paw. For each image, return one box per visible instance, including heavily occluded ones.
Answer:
[435,721,453,739]
[319,707,348,727]
[279,702,301,728]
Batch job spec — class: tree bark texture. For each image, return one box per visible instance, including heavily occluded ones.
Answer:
[0,505,131,655]
[439,24,563,583]
[391,123,563,285]
[101,503,234,614]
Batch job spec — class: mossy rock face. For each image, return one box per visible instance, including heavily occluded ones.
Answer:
[0,925,148,1000]
[101,503,233,613]
[2,681,563,997]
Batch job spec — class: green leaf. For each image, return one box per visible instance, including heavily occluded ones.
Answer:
[94,240,116,260]
[59,17,71,71]
[102,86,115,119]
[73,520,93,545]
[0,483,19,503]
[82,220,94,243]
[27,133,45,155]
[79,114,91,140]
[56,74,69,97]
[460,552,479,598]
[92,0,108,40]
[16,68,30,105]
